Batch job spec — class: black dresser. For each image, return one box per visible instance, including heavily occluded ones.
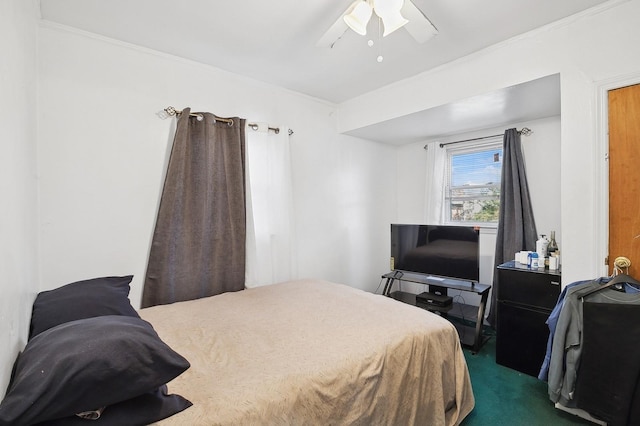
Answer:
[495,261,561,377]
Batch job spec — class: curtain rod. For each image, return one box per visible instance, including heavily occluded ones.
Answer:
[163,106,294,135]
[425,127,532,150]
[164,106,233,125]
[247,122,283,135]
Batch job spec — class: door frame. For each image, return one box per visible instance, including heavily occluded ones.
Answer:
[595,71,640,277]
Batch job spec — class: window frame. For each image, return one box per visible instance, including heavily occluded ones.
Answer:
[443,138,503,227]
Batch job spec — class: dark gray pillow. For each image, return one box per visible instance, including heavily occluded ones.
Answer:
[29,275,139,339]
[0,316,190,426]
[35,385,192,426]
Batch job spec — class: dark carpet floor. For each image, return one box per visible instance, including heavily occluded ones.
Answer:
[459,331,595,426]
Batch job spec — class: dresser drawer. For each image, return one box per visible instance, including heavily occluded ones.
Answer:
[496,301,551,376]
[497,268,560,310]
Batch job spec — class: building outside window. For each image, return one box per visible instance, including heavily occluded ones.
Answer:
[445,139,503,224]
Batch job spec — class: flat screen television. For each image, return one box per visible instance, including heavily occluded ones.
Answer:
[390,224,480,283]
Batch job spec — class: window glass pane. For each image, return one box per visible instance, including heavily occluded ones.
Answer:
[448,198,501,222]
[446,143,502,224]
[451,150,502,187]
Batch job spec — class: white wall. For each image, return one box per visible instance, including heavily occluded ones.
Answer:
[291,131,397,290]
[338,0,640,285]
[37,23,397,307]
[0,0,39,395]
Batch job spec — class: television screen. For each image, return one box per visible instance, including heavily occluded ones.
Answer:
[391,224,479,282]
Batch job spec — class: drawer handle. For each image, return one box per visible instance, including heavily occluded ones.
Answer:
[551,281,560,286]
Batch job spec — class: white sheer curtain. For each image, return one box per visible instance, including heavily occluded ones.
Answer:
[245,124,297,287]
[424,141,446,224]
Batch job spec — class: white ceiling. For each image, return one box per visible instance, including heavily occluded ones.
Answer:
[40,0,609,104]
[346,73,561,144]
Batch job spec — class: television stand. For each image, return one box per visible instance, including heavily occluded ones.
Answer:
[381,271,491,353]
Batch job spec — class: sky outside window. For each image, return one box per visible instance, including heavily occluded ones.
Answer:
[451,149,502,186]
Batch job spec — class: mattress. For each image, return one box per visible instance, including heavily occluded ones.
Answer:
[139,279,474,425]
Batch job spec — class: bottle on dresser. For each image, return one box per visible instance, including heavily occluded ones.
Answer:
[536,235,549,268]
[547,231,560,270]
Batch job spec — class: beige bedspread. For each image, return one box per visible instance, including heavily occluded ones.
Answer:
[140,279,474,425]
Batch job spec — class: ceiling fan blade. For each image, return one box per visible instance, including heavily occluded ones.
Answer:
[316,15,349,48]
[401,0,438,44]
[316,0,360,48]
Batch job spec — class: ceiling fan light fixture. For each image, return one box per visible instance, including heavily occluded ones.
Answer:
[316,0,436,49]
[343,1,373,36]
[373,0,409,36]
[379,11,409,36]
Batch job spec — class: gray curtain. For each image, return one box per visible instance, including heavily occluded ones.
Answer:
[142,108,247,308]
[487,128,537,326]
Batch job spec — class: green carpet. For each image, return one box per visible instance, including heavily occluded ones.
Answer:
[460,331,594,426]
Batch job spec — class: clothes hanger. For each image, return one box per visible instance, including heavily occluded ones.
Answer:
[581,257,640,298]
[580,275,630,298]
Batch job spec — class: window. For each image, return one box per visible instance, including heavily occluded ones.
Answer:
[445,140,503,224]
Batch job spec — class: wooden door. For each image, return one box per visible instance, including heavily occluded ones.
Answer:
[608,83,640,276]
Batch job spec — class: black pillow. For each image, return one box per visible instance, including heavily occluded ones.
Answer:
[35,385,192,426]
[29,275,139,339]
[0,316,191,426]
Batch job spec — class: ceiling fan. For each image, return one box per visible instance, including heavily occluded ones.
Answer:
[317,0,438,48]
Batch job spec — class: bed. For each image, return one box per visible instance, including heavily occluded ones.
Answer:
[139,279,475,425]
[0,276,474,425]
